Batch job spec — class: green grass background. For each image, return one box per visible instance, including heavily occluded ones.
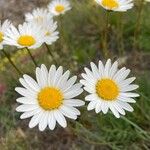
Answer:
[0,0,150,149]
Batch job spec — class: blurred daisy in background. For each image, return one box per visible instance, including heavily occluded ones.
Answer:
[48,0,71,16]
[15,64,84,131]
[42,17,59,45]
[4,22,45,49]
[0,20,11,50]
[25,8,53,24]
[95,0,134,11]
[80,59,139,118]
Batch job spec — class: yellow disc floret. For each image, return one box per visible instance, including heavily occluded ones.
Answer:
[18,35,36,47]
[96,78,119,101]
[38,87,63,110]
[102,0,119,9]
[0,32,4,42]
[55,5,65,13]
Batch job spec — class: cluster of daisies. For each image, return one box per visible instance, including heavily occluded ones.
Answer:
[16,59,139,131]
[0,0,71,50]
[0,0,140,131]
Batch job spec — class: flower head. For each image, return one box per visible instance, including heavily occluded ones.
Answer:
[0,20,11,50]
[80,59,139,118]
[95,0,134,11]
[15,64,84,131]
[40,16,59,45]
[4,22,45,49]
[25,8,53,24]
[48,0,71,16]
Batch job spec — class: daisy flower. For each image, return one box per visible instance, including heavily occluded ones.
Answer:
[15,64,84,131]
[80,59,139,118]
[95,0,134,11]
[42,17,59,45]
[48,0,71,16]
[25,8,53,24]
[0,20,11,50]
[4,22,45,49]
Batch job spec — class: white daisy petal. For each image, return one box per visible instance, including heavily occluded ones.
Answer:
[95,102,102,113]
[54,110,67,128]
[63,99,85,107]
[16,104,39,112]
[48,111,56,130]
[20,108,41,119]
[87,101,97,111]
[29,111,44,128]
[60,105,77,120]
[109,105,120,118]
[39,111,49,131]
[23,74,40,92]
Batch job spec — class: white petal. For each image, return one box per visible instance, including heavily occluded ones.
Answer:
[120,84,139,92]
[63,99,85,107]
[104,59,111,77]
[29,111,44,128]
[95,102,101,113]
[64,89,83,99]
[40,64,49,87]
[113,102,126,115]
[39,111,49,131]
[16,104,39,112]
[48,111,56,130]
[20,108,41,119]
[120,92,140,98]
[59,105,77,120]
[118,101,134,112]
[48,65,56,86]
[90,62,100,79]
[109,104,120,118]
[101,102,109,114]
[16,97,37,104]
[87,101,97,111]
[54,110,67,128]
[23,74,40,92]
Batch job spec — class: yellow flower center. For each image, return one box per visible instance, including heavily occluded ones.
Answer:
[96,78,119,101]
[0,32,4,42]
[17,35,36,47]
[55,5,65,13]
[102,0,119,9]
[38,87,64,110]
[45,31,51,36]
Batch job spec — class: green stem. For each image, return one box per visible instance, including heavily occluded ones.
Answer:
[1,49,23,75]
[133,0,144,51]
[122,116,144,132]
[44,43,57,65]
[122,116,150,139]
[26,47,37,67]
[102,10,109,59]
[117,13,124,56]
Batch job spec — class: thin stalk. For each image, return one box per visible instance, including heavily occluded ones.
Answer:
[133,0,144,51]
[102,10,109,59]
[44,43,57,65]
[1,49,22,75]
[122,116,150,139]
[117,13,124,56]
[26,47,37,67]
